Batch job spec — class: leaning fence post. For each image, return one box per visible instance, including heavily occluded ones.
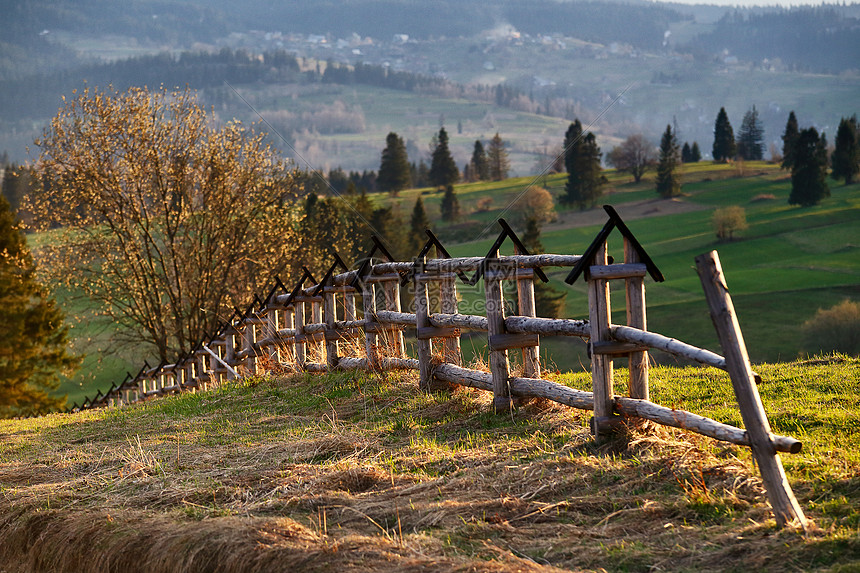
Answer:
[324,287,339,370]
[440,272,462,367]
[414,258,434,391]
[294,299,307,369]
[696,250,809,530]
[485,257,513,413]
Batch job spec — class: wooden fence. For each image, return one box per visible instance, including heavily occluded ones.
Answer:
[72,206,809,529]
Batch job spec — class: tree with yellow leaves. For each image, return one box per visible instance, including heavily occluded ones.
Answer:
[29,86,303,362]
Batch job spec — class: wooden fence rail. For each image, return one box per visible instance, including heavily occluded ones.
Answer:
[71,207,808,529]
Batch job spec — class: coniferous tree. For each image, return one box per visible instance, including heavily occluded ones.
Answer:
[656,124,681,198]
[0,195,78,417]
[712,107,736,162]
[562,120,606,209]
[781,111,800,171]
[487,132,510,181]
[440,185,460,221]
[831,116,859,185]
[690,141,702,162]
[408,196,430,254]
[429,127,459,189]
[470,140,489,181]
[736,105,765,161]
[789,127,830,206]
[377,132,411,195]
[681,142,692,163]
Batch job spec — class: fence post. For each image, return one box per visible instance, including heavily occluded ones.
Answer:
[294,300,306,369]
[242,319,257,376]
[324,287,339,370]
[440,272,462,367]
[485,258,513,413]
[266,302,280,366]
[414,258,434,391]
[362,281,378,369]
[382,277,406,358]
[625,238,649,401]
[516,267,540,378]
[588,241,615,434]
[311,298,324,364]
[224,326,236,381]
[696,250,809,530]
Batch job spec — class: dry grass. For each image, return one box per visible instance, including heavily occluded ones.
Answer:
[1,366,858,572]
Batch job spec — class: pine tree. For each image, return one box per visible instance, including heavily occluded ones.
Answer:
[0,194,77,417]
[487,132,510,181]
[377,132,411,195]
[440,185,460,221]
[561,120,606,209]
[831,116,859,185]
[712,107,736,162]
[429,127,459,189]
[408,196,430,254]
[736,105,765,161]
[781,111,800,171]
[789,127,830,206]
[690,142,702,162]
[656,124,681,198]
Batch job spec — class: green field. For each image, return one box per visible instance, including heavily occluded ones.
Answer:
[44,161,860,406]
[1,358,858,571]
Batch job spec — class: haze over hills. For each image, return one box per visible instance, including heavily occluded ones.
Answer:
[1,0,859,172]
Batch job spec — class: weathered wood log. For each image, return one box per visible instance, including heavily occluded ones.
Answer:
[432,363,493,391]
[614,397,801,454]
[382,278,406,357]
[429,312,489,331]
[696,250,808,530]
[610,325,726,369]
[363,282,378,369]
[414,268,435,392]
[336,356,419,371]
[440,274,462,367]
[504,315,589,337]
[589,263,648,280]
[324,289,339,370]
[374,310,416,326]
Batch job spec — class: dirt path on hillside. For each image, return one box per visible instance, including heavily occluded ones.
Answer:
[544,196,708,232]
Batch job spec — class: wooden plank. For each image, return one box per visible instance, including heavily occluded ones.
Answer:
[414,264,435,392]
[591,341,650,355]
[324,289,339,369]
[696,250,808,530]
[417,325,460,339]
[489,333,541,351]
[440,274,462,367]
[362,282,378,369]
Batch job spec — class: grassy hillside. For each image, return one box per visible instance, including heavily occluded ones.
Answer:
[1,358,858,571]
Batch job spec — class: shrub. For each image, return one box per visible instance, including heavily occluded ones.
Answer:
[712,206,748,241]
[801,300,860,357]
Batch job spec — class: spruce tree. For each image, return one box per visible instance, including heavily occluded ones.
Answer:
[690,142,702,162]
[470,140,489,181]
[408,196,430,254]
[440,185,460,222]
[562,120,606,209]
[681,142,692,163]
[781,111,800,171]
[789,127,830,206]
[0,195,77,417]
[656,124,681,198]
[377,132,411,195]
[831,116,859,185]
[736,105,765,161]
[429,127,459,189]
[712,107,736,162]
[487,132,510,181]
